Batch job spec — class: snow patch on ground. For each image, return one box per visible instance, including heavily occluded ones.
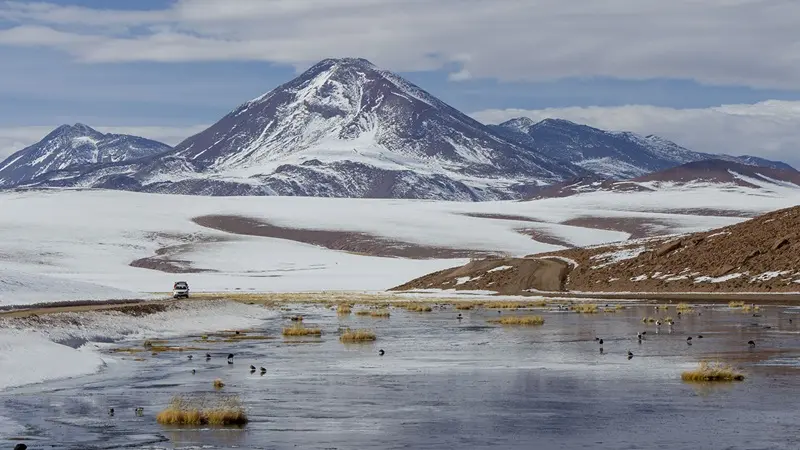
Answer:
[0,300,276,391]
[751,271,791,282]
[694,273,743,283]
[0,330,106,391]
[630,275,648,282]
[0,268,146,307]
[590,246,646,269]
[487,265,513,273]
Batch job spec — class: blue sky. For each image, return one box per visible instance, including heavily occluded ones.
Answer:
[1,0,800,164]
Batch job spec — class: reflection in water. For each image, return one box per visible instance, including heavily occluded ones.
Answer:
[2,303,800,449]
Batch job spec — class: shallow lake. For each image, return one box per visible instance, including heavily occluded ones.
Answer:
[3,302,800,449]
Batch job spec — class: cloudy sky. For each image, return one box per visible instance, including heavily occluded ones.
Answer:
[1,0,800,165]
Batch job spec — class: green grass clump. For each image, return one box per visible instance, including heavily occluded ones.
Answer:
[488,315,545,326]
[156,395,247,426]
[282,325,322,337]
[339,328,377,342]
[336,304,352,315]
[354,310,372,316]
[681,361,745,382]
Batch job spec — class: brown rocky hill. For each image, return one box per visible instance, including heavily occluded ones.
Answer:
[392,205,800,294]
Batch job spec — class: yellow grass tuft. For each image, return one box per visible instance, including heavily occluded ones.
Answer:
[404,303,433,312]
[213,379,225,389]
[488,315,545,326]
[339,328,377,342]
[369,309,391,318]
[453,302,475,310]
[282,324,322,337]
[676,303,694,312]
[336,304,352,315]
[615,304,626,310]
[742,304,761,312]
[728,301,746,308]
[681,361,745,382]
[354,310,372,316]
[156,395,247,426]
[642,316,656,323]
[572,304,599,314]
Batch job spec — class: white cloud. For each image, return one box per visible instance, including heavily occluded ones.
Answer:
[0,124,208,159]
[1,0,800,88]
[471,100,800,167]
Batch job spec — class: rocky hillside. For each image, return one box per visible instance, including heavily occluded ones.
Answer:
[393,205,800,293]
[0,124,172,188]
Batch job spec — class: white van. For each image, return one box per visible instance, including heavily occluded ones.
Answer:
[172,281,189,298]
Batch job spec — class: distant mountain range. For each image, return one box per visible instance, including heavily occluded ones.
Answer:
[0,124,171,188]
[0,57,794,200]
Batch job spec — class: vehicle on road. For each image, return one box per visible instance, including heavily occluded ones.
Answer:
[172,281,189,298]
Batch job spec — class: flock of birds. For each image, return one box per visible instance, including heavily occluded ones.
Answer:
[592,305,760,359]
[100,303,773,421]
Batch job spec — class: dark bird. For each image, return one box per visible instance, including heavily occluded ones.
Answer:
[627,350,633,360]
[235,330,241,335]
[108,408,115,416]
[260,367,266,374]
[698,335,703,339]
[687,337,693,345]
[14,444,27,450]
[378,349,385,356]
[191,369,196,374]
[599,339,604,345]
[187,355,193,360]
[250,365,256,371]
[677,312,682,316]
[641,331,647,335]
[599,347,604,354]
[748,340,756,348]
[595,337,600,341]
[205,353,211,360]
[227,353,234,364]
[789,319,793,324]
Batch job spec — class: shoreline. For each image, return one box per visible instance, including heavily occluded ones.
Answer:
[3,289,800,319]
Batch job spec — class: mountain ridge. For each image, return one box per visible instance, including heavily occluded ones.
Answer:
[0,58,794,200]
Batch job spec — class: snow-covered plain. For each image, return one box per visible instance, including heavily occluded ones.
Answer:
[0,183,797,307]
[0,300,276,391]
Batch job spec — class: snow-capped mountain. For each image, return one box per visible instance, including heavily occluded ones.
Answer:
[11,58,585,199]
[0,124,172,187]
[163,57,583,195]
[490,118,794,179]
[3,58,795,200]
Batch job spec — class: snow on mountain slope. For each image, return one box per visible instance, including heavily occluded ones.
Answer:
[173,58,576,183]
[13,59,584,200]
[492,118,795,179]
[0,124,172,187]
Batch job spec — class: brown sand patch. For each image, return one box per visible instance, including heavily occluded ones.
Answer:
[561,217,680,239]
[390,257,570,294]
[461,213,545,223]
[192,215,498,259]
[129,234,228,273]
[516,228,573,247]
[0,299,174,319]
